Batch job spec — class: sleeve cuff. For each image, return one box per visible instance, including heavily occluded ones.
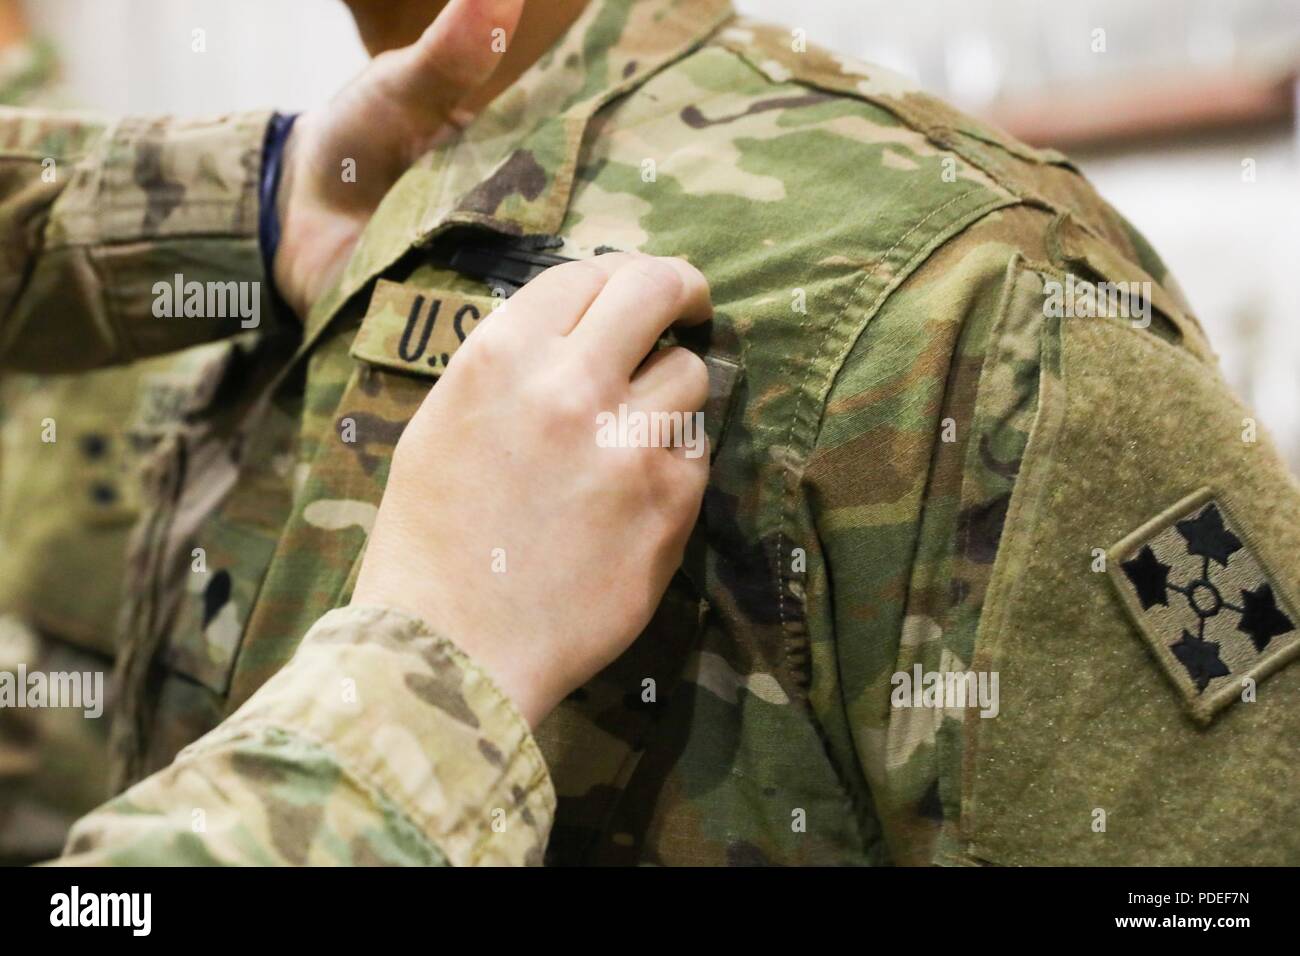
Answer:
[48,111,281,357]
[188,604,556,866]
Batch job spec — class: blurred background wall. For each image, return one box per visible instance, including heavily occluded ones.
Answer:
[14,0,1300,471]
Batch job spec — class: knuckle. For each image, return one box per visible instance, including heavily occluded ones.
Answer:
[624,256,684,300]
[676,348,709,396]
[591,250,634,269]
[673,456,709,508]
[545,373,602,426]
[666,255,706,288]
[646,454,691,513]
[455,322,513,370]
[620,447,662,497]
[370,48,407,80]
[555,258,613,295]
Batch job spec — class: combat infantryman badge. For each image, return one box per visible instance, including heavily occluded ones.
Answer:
[1108,488,1300,723]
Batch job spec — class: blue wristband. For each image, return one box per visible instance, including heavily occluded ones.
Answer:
[259,112,299,308]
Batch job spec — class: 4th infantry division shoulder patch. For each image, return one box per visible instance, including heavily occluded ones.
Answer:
[1109,488,1299,724]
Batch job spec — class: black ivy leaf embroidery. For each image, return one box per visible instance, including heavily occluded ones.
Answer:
[1169,630,1231,692]
[1122,545,1172,610]
[1175,503,1242,568]
[1115,495,1299,717]
[1237,583,1295,652]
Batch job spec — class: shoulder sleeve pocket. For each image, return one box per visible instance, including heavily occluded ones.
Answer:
[960,302,1300,866]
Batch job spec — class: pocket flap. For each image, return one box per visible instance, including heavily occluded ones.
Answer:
[1049,213,1214,361]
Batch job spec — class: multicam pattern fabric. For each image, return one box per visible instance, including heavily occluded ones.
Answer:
[2,0,1297,865]
[0,41,273,862]
[58,606,552,866]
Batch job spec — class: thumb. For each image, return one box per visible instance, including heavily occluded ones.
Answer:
[381,0,527,132]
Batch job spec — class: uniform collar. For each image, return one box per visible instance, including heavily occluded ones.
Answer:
[303,0,733,347]
[420,0,735,235]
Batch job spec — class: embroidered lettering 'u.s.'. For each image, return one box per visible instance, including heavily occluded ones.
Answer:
[351,280,499,377]
[1108,487,1300,723]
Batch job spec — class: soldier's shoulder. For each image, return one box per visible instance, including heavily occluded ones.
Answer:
[700,18,1071,189]
[600,15,1027,271]
[688,18,1181,283]
[678,18,1199,344]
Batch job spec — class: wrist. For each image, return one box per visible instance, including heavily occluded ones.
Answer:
[347,583,560,730]
[449,637,561,731]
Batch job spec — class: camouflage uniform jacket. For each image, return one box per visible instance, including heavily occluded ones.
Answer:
[1,102,551,865]
[0,37,269,863]
[6,0,1300,866]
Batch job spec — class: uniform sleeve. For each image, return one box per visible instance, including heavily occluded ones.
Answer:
[806,210,1300,866]
[801,225,1037,866]
[54,605,555,866]
[0,107,281,373]
[953,260,1300,867]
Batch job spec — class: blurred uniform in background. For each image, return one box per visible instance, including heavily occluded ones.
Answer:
[0,0,262,862]
[0,0,119,863]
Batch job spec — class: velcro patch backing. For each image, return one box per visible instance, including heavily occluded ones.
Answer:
[1108,487,1300,723]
